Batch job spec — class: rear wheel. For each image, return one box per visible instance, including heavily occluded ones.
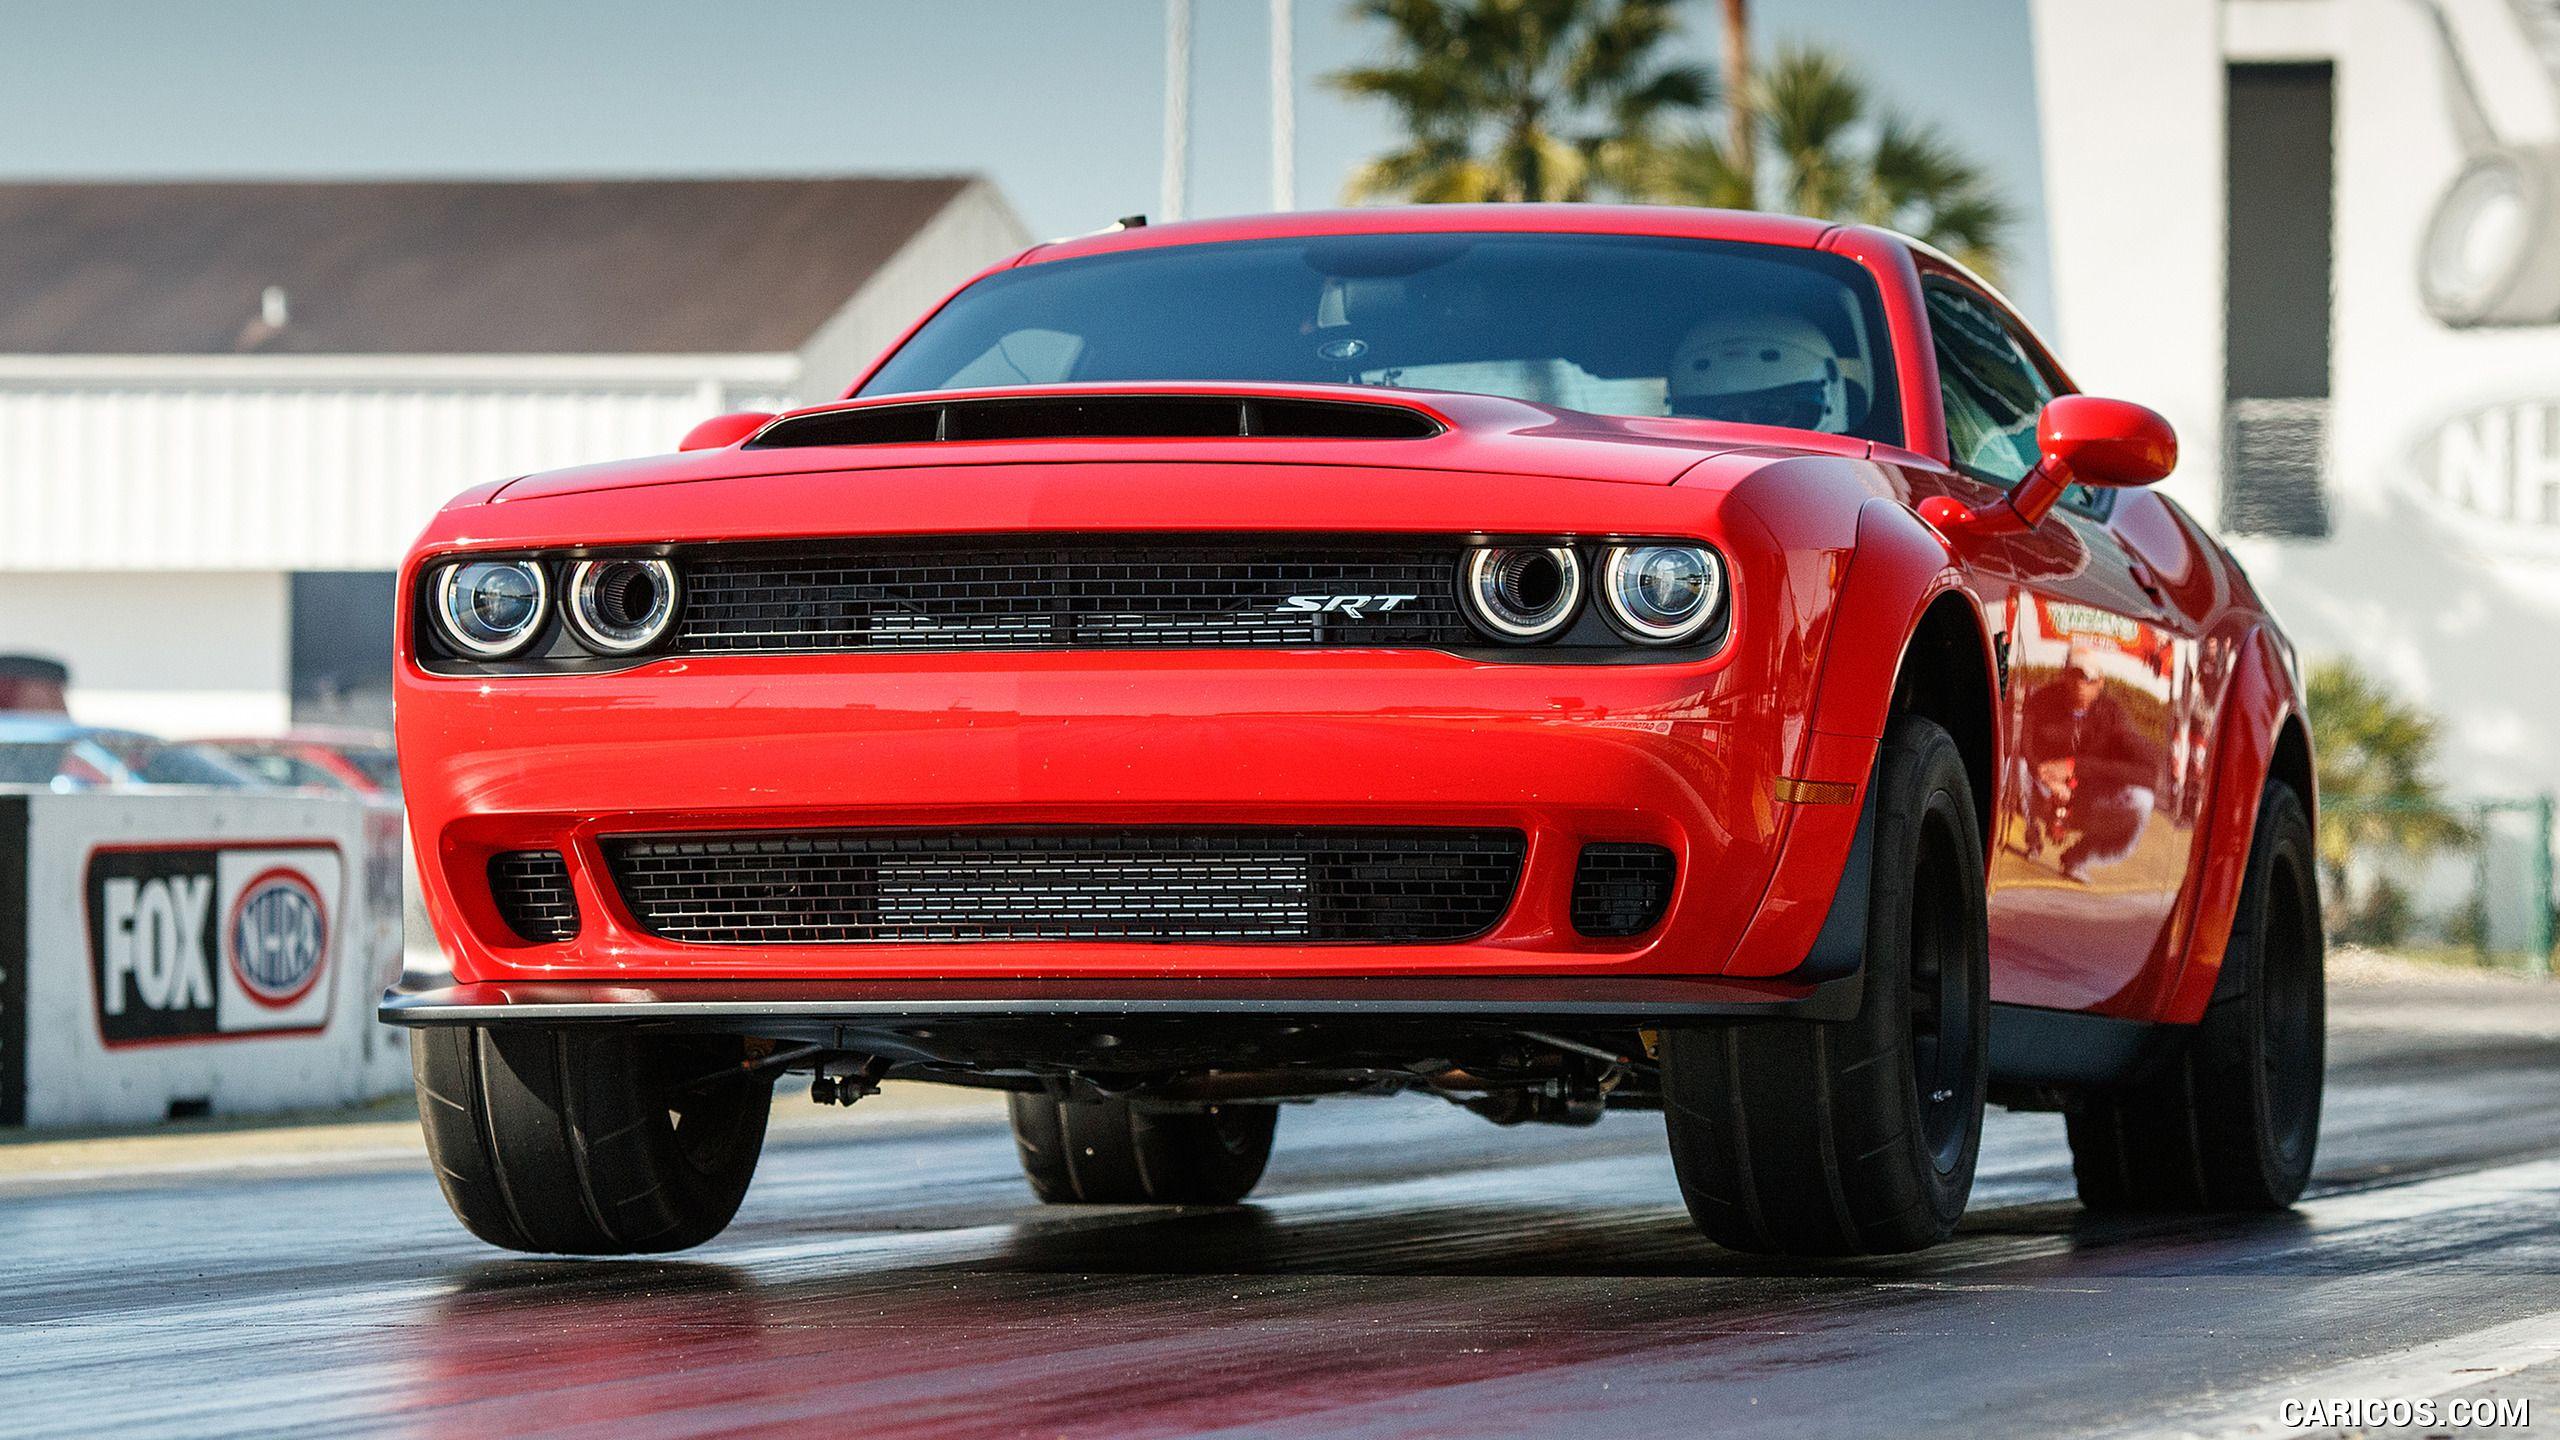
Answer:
[1660,713,1991,1255]
[413,1026,772,1254]
[1008,1094,1279,1205]
[2067,778,2324,1211]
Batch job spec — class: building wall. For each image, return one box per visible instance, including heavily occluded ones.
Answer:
[0,186,1031,737]
[0,354,798,573]
[795,179,1034,401]
[2035,0,2560,802]
[0,570,288,734]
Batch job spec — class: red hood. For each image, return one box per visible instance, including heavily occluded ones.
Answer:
[488,383,1868,504]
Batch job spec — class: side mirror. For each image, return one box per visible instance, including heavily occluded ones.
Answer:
[1922,395,2177,540]
[679,411,775,451]
[2008,395,2176,527]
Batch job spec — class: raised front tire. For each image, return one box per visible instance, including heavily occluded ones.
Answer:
[412,1026,773,1255]
[2067,778,2324,1212]
[1007,1094,1279,1205]
[1660,712,1991,1256]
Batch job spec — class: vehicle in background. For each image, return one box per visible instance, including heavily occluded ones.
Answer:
[196,728,402,797]
[0,713,268,790]
[0,656,70,715]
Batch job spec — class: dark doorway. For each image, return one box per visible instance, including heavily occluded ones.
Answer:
[2223,62,2337,538]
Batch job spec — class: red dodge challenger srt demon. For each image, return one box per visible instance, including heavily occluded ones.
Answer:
[384,206,2324,1258]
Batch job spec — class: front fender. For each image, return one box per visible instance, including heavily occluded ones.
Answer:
[2148,624,2303,1024]
[1722,495,1984,977]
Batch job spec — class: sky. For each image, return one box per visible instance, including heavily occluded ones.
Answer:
[0,0,2051,325]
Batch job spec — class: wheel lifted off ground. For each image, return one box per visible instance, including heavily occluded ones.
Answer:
[412,1025,774,1255]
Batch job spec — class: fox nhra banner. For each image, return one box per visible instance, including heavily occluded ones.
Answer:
[0,788,408,1129]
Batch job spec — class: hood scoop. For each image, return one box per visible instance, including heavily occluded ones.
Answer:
[746,392,1445,449]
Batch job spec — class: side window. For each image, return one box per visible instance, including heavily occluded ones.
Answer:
[1926,286,2055,488]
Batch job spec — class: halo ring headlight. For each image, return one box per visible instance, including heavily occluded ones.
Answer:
[1463,545,1583,642]
[433,560,550,658]
[564,558,680,654]
[1600,544,1724,644]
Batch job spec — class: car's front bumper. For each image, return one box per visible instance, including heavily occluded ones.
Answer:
[398,642,1877,988]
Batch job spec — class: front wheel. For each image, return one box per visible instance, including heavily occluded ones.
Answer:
[2067,778,2324,1211]
[1661,712,1991,1256]
[1008,1094,1278,1205]
[413,1026,773,1254]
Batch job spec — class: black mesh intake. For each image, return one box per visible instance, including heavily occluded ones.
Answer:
[603,827,1526,945]
[488,850,579,943]
[1570,843,1676,938]
[674,540,1469,654]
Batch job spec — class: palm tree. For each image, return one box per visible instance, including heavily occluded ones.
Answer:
[1329,0,1711,203]
[2306,656,2472,942]
[1639,43,2015,278]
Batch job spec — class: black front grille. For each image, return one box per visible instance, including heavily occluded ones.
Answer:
[675,541,1469,654]
[488,850,579,943]
[603,827,1526,945]
[1570,843,1676,938]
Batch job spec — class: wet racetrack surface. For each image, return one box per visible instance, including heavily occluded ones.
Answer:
[3,1022,2556,1439]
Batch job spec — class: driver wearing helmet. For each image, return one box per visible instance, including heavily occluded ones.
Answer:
[1667,310,1855,432]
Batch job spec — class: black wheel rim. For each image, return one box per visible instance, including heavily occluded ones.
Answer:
[2258,849,2322,1168]
[1908,802,1980,1174]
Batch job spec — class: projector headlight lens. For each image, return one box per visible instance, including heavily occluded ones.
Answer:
[1463,545,1584,642]
[1601,544,1723,644]
[433,559,549,657]
[564,558,679,654]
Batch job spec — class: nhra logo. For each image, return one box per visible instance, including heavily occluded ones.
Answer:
[229,870,327,1007]
[88,845,341,1046]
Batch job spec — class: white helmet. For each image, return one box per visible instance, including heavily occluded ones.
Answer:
[1667,310,1850,432]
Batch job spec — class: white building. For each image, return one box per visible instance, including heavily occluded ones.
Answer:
[2032,0,2560,803]
[0,177,1029,734]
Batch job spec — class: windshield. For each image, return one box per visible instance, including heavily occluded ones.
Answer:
[860,233,1900,444]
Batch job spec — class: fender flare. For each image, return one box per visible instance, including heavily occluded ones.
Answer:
[2150,625,2308,1024]
[1722,497,2000,978]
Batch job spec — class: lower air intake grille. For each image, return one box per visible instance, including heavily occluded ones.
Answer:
[488,850,579,943]
[603,827,1526,945]
[1571,843,1676,938]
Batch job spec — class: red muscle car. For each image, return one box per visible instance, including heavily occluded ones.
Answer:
[384,206,2324,1258]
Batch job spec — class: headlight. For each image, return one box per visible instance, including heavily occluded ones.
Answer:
[433,560,549,657]
[1462,545,1583,642]
[1600,544,1723,644]
[564,558,679,654]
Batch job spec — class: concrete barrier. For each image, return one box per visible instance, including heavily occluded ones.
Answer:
[0,788,408,1128]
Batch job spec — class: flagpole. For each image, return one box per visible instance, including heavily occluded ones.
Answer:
[1162,0,1193,222]
[1270,0,1295,210]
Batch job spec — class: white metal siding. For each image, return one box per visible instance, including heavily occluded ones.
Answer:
[0,355,797,571]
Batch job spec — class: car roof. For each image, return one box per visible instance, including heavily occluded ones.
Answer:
[1022,205,1850,267]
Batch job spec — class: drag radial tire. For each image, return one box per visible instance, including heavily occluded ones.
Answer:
[1007,1095,1279,1204]
[412,1026,773,1255]
[2067,778,2324,1212]
[1660,713,1991,1256]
